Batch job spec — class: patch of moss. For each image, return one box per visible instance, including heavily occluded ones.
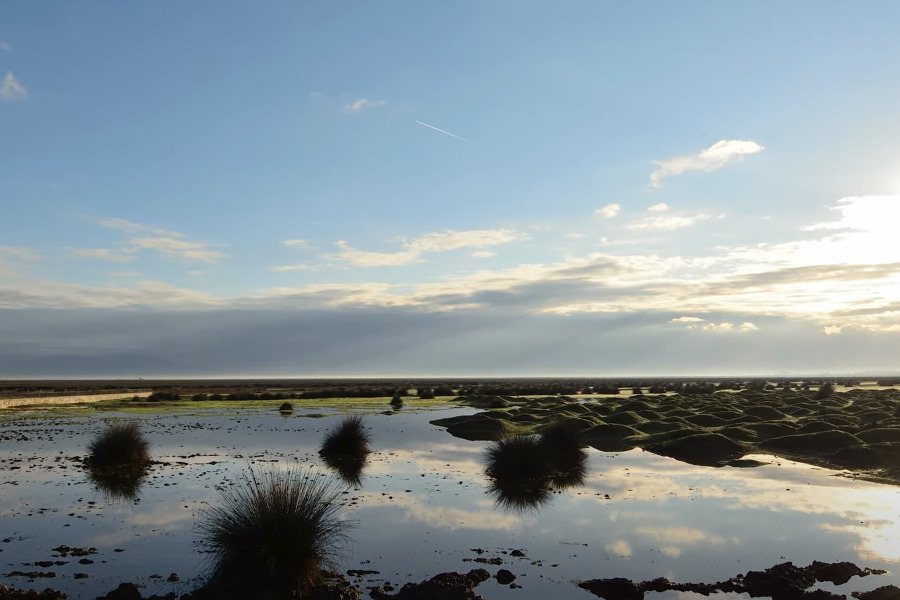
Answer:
[644,432,747,467]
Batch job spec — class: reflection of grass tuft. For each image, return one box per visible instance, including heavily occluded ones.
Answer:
[86,463,149,501]
[320,452,368,487]
[197,466,350,598]
[86,421,150,467]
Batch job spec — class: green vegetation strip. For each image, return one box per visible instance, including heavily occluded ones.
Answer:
[431,389,900,484]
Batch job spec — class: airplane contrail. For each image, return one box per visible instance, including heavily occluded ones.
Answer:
[415,120,468,142]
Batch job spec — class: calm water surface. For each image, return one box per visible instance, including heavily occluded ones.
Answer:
[2,404,899,599]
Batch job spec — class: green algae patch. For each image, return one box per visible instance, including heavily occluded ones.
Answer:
[715,425,759,443]
[857,428,900,443]
[6,395,456,419]
[431,390,900,483]
[644,432,748,467]
[685,414,729,428]
[760,430,864,454]
[602,411,647,426]
[741,421,798,439]
[633,419,690,435]
[581,423,644,452]
[430,412,519,441]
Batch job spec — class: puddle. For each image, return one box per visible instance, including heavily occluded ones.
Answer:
[2,404,899,599]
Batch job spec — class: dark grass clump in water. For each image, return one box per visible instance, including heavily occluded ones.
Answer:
[485,435,552,511]
[540,420,586,464]
[196,466,350,598]
[485,434,546,482]
[539,420,589,488]
[86,421,150,468]
[319,415,371,457]
[485,427,588,512]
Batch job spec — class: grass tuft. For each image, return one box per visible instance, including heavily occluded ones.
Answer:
[484,427,588,512]
[196,466,350,598]
[319,415,371,457]
[86,421,150,467]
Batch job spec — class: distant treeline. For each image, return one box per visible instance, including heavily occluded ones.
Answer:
[105,376,898,403]
[6,376,897,399]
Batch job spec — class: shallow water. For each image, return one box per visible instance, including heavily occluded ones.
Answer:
[2,404,899,599]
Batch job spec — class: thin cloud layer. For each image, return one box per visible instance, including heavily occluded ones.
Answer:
[327,228,524,267]
[594,203,621,218]
[650,140,763,188]
[344,98,385,112]
[78,218,225,264]
[3,194,899,375]
[1,71,27,100]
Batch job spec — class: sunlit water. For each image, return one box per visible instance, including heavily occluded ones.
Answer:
[2,404,899,599]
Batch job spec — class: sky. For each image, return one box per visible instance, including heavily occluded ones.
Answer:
[2,1,900,378]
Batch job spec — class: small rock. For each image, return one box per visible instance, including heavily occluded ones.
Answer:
[496,570,516,585]
[853,586,900,600]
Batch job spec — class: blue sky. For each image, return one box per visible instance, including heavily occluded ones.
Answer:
[2,1,900,377]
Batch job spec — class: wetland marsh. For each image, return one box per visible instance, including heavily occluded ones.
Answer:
[2,383,900,599]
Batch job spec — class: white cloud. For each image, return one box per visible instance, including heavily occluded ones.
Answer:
[0,246,40,261]
[87,217,225,264]
[71,248,136,263]
[344,98,385,112]
[594,203,621,218]
[605,539,632,557]
[470,250,496,259]
[626,212,718,231]
[270,264,312,272]
[0,280,223,309]
[328,228,524,268]
[282,239,309,248]
[330,241,421,267]
[650,139,763,188]
[648,202,669,212]
[670,317,758,332]
[0,42,10,51]
[1,71,27,100]
[92,217,177,237]
[129,236,223,264]
[406,229,521,253]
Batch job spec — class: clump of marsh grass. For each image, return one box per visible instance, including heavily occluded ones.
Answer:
[319,416,371,486]
[319,415,371,457]
[86,421,150,468]
[485,434,546,483]
[485,434,553,511]
[539,420,588,488]
[484,426,588,512]
[196,466,351,598]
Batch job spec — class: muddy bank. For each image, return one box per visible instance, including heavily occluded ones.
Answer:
[578,560,888,600]
[431,388,900,482]
[2,561,891,600]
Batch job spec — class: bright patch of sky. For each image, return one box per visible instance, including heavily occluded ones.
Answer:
[2,2,900,376]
